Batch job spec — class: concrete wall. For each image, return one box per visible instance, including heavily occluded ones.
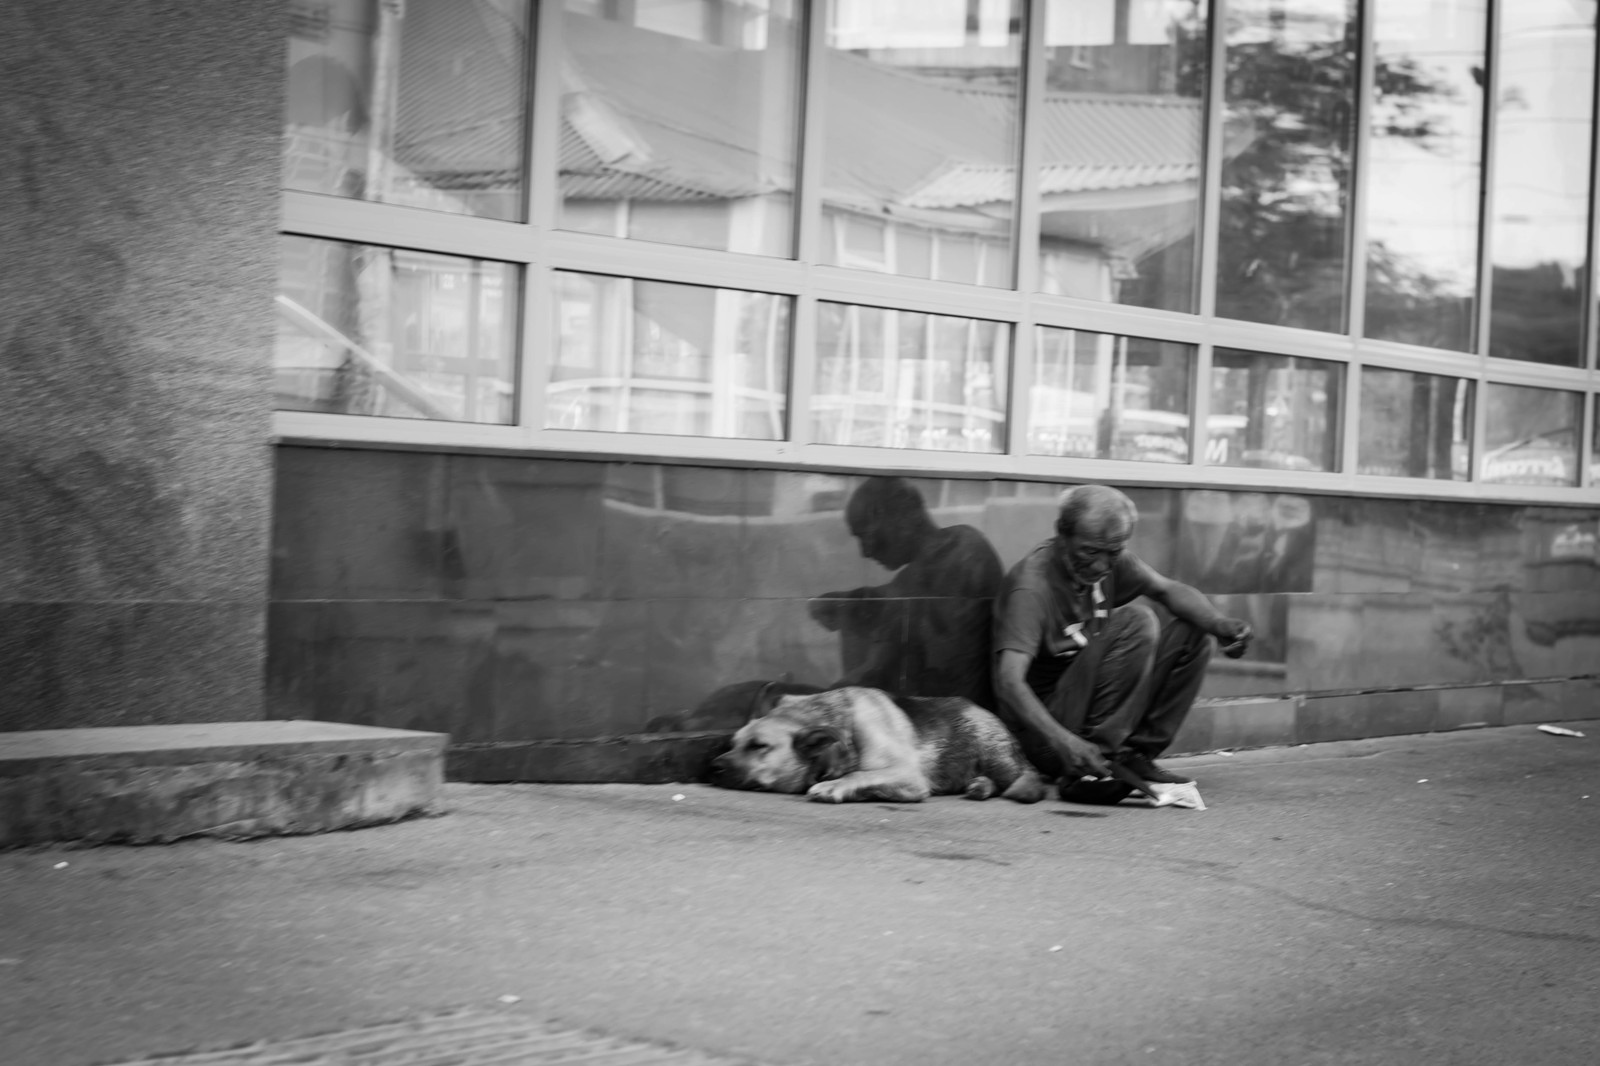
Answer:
[0,1,283,729]
[269,446,1600,780]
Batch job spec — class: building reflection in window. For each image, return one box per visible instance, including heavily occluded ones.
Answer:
[1217,0,1357,333]
[812,302,1008,453]
[1357,368,1473,480]
[820,0,1023,287]
[1209,348,1343,471]
[1363,0,1487,352]
[1481,383,1582,486]
[276,236,517,423]
[1036,0,1208,312]
[549,272,791,439]
[282,0,530,220]
[1487,0,1595,366]
[1029,327,1193,462]
[559,1,802,256]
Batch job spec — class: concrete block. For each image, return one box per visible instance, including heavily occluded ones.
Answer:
[0,721,447,848]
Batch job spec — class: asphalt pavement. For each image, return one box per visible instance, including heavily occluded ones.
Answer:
[1,722,1597,1066]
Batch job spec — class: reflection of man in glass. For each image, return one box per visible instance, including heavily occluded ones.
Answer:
[993,485,1253,802]
[809,477,1004,707]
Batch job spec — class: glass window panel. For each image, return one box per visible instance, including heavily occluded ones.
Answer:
[1357,368,1473,480]
[282,0,529,220]
[275,236,517,424]
[1029,328,1194,463]
[821,0,1023,288]
[549,272,790,439]
[1487,2,1594,366]
[812,303,1009,452]
[1037,0,1209,312]
[558,2,802,257]
[1481,384,1581,486]
[1209,349,1344,471]
[1363,0,1487,352]
[1217,0,1357,333]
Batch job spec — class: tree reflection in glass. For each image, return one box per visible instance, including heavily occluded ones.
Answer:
[1481,384,1582,486]
[1357,368,1473,480]
[1486,1,1595,366]
[1035,0,1209,312]
[1209,348,1343,471]
[1217,0,1357,333]
[1363,0,1487,352]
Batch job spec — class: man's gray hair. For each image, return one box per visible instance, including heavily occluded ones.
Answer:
[1054,484,1137,539]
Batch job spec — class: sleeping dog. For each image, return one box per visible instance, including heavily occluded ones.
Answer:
[707,686,1046,804]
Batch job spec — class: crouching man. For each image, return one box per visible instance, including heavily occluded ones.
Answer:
[993,485,1253,803]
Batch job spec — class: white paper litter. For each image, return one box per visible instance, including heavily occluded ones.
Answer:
[1140,781,1206,810]
[1537,725,1585,738]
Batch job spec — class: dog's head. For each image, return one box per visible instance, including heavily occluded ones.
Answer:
[707,695,857,794]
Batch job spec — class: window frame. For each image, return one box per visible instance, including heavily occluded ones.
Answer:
[274,0,1600,505]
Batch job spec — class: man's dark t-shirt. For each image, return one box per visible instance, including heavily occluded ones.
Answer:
[993,542,1152,701]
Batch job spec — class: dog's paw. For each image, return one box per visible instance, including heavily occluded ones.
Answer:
[806,780,853,803]
[1003,771,1048,804]
[963,776,997,801]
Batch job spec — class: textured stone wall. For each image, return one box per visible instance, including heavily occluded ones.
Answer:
[0,1,283,728]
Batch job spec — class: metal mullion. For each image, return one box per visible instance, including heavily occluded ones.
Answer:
[281,192,535,263]
[1007,297,1037,459]
[1582,392,1597,487]
[1197,0,1228,320]
[272,411,525,449]
[1347,0,1376,343]
[1341,361,1361,475]
[517,259,553,441]
[1355,337,1495,378]
[793,0,828,266]
[1586,0,1600,375]
[547,230,811,294]
[1475,0,1503,363]
[1012,0,1048,296]
[809,266,1025,321]
[787,287,818,450]
[1190,339,1214,470]
[526,0,564,234]
[516,0,564,445]
[1481,356,1597,391]
[1202,318,1358,363]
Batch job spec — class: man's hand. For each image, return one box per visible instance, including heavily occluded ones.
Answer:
[1213,618,1252,659]
[1054,730,1112,780]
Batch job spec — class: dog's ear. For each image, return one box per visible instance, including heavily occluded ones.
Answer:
[750,680,786,719]
[794,726,855,785]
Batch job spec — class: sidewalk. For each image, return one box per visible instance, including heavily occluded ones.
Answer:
[2,723,1597,1066]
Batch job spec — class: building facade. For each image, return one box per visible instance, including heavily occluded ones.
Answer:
[4,0,1599,779]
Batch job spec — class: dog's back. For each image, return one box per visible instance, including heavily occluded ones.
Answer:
[889,695,1045,800]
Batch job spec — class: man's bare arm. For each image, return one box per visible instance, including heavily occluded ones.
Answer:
[993,649,1112,778]
[1136,564,1252,658]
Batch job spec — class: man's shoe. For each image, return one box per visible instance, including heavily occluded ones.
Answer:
[1058,776,1135,805]
[1117,752,1192,784]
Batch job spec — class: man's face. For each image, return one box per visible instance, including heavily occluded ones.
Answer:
[1055,516,1131,586]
